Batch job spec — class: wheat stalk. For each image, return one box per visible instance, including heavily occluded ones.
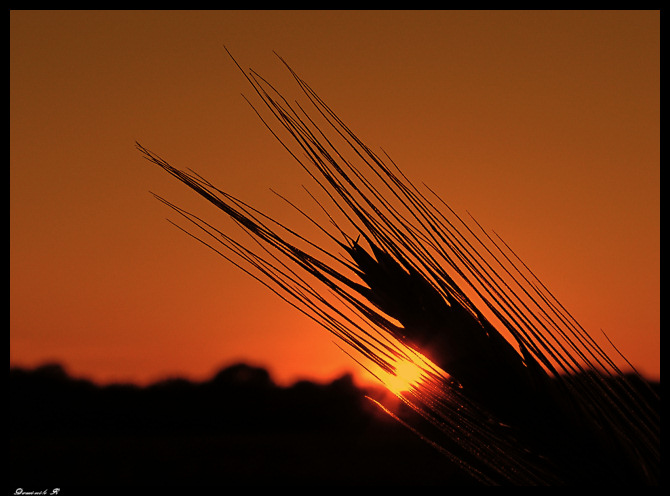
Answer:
[137,49,659,485]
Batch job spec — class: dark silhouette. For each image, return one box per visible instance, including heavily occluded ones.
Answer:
[10,363,480,487]
[134,50,660,485]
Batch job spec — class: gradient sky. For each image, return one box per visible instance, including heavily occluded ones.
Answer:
[10,10,659,387]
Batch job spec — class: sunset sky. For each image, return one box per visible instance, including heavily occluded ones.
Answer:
[10,10,659,387]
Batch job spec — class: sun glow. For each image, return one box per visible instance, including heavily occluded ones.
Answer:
[370,341,452,398]
[385,359,426,395]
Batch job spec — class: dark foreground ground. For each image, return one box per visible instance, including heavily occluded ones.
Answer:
[10,363,477,491]
[10,363,661,491]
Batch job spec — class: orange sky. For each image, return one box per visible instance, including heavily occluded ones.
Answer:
[10,10,660,387]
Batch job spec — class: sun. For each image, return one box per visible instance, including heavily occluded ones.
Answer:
[384,359,426,395]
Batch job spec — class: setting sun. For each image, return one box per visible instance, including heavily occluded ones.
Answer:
[385,360,426,395]
[375,347,447,397]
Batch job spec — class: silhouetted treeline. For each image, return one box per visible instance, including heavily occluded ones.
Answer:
[10,362,377,436]
[9,363,660,488]
[10,362,473,488]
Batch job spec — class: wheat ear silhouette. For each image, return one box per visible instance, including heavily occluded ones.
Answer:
[137,49,659,485]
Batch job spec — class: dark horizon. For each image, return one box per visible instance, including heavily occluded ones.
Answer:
[10,361,478,487]
[10,358,662,392]
[10,361,660,488]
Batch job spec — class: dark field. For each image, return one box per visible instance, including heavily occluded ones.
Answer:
[10,363,476,489]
